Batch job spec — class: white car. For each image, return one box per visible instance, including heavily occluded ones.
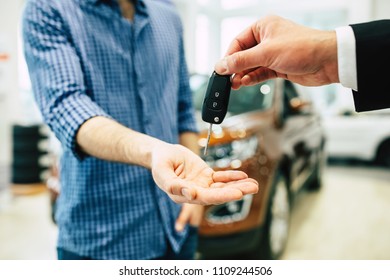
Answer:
[323,109,390,166]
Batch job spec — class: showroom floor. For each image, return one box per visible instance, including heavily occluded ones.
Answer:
[0,163,389,260]
[282,162,390,259]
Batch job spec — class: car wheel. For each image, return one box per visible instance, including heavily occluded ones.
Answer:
[307,149,325,191]
[376,140,390,167]
[257,173,291,259]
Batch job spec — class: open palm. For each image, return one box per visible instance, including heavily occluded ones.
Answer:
[151,144,259,205]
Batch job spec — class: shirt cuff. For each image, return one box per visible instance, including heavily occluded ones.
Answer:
[335,26,358,91]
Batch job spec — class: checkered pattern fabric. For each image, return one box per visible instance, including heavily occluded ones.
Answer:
[23,0,198,259]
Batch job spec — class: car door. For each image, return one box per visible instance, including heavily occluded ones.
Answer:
[281,81,323,193]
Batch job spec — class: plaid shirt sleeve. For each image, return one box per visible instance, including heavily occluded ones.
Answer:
[23,0,111,159]
[177,26,199,134]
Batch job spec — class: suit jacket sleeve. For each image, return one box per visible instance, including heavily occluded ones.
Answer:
[350,20,390,112]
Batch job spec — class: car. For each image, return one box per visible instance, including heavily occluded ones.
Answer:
[47,74,326,260]
[323,109,390,166]
[190,74,326,260]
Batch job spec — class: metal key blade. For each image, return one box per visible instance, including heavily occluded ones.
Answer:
[204,124,213,156]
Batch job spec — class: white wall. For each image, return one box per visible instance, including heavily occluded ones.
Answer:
[0,0,25,166]
[373,0,390,20]
[174,0,390,74]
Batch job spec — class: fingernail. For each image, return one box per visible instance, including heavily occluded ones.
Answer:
[215,58,228,74]
[242,75,250,85]
[175,223,184,232]
[181,188,193,200]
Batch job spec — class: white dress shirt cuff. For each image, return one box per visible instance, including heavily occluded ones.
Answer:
[335,26,358,91]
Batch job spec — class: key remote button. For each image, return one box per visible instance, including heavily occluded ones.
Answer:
[206,99,223,110]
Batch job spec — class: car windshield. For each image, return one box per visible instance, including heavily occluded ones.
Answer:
[191,75,274,116]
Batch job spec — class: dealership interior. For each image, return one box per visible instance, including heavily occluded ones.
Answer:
[0,0,389,260]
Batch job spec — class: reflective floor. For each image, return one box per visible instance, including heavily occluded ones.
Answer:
[0,189,57,260]
[282,162,390,260]
[0,163,389,260]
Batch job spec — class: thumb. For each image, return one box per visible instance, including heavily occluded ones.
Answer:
[215,44,268,75]
[175,205,190,232]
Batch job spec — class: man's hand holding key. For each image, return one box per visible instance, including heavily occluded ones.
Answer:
[214,15,339,88]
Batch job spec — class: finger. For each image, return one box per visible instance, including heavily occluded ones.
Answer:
[210,178,258,187]
[195,187,244,205]
[174,163,185,177]
[208,182,225,189]
[212,170,248,183]
[231,68,258,89]
[224,178,259,195]
[181,187,197,201]
[241,67,280,86]
[185,179,258,205]
[225,23,260,56]
[152,160,182,194]
[189,205,204,226]
[215,22,260,75]
[175,205,190,232]
[183,178,258,205]
[169,195,195,204]
[232,73,244,89]
[168,178,197,201]
[169,178,185,196]
[209,178,259,196]
[215,44,269,75]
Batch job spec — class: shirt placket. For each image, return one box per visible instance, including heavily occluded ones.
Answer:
[132,13,151,134]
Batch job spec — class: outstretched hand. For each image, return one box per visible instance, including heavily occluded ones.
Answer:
[151,143,258,205]
[215,15,339,89]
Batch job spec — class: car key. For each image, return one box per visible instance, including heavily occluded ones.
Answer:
[202,71,232,155]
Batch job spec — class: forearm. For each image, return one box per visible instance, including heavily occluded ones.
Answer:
[179,132,199,155]
[76,118,258,205]
[76,116,164,168]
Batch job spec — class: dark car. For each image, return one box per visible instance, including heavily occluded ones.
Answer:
[191,74,326,259]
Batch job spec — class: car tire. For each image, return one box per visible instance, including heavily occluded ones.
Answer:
[376,139,390,167]
[255,172,291,260]
[307,149,325,191]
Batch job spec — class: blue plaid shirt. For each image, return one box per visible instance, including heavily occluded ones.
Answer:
[23,0,198,259]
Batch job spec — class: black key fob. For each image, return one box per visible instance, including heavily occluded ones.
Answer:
[201,71,232,125]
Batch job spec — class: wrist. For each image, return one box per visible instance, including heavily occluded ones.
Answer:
[122,132,165,169]
[320,30,339,84]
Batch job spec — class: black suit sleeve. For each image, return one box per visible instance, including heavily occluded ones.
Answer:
[350,20,390,112]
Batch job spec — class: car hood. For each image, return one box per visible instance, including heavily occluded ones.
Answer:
[195,110,275,147]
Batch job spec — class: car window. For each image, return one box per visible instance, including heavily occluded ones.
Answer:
[284,80,299,101]
[284,80,302,113]
[191,75,274,116]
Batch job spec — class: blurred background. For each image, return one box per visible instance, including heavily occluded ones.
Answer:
[0,0,389,260]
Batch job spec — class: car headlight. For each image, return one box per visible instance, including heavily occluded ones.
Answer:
[202,135,258,169]
[205,195,253,224]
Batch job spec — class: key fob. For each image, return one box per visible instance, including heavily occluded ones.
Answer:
[201,71,232,125]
